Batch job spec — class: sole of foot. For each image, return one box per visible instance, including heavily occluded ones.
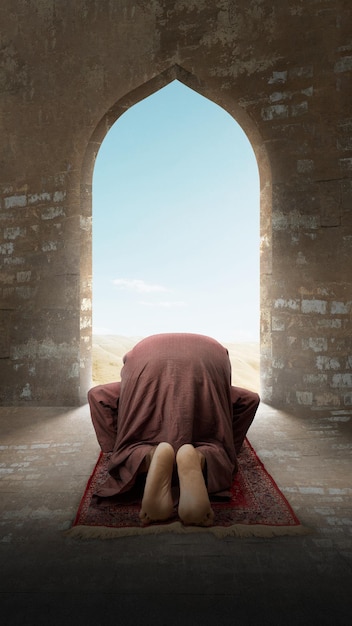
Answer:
[139,442,175,526]
[176,444,214,527]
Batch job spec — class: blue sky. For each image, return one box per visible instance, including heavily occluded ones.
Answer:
[92,80,260,343]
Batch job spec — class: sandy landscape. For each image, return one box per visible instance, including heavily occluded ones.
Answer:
[92,335,260,392]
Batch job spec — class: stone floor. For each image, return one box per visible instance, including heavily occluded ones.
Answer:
[0,401,351,625]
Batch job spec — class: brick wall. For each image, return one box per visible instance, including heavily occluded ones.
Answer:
[0,0,351,409]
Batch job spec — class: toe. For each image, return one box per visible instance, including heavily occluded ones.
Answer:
[139,509,149,523]
[204,513,214,527]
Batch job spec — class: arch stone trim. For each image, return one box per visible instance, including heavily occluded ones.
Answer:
[80,64,271,405]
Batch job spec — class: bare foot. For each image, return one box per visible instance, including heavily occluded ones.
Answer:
[139,442,175,525]
[176,444,214,527]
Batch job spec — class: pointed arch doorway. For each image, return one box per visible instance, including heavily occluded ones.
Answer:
[80,66,271,401]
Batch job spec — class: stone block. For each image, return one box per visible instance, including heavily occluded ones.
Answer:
[301,300,327,314]
[296,391,313,406]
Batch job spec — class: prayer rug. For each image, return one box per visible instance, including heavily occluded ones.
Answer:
[67,439,309,539]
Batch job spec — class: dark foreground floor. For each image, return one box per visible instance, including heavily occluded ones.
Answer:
[0,402,351,625]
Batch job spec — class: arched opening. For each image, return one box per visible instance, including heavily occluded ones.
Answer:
[91,78,261,389]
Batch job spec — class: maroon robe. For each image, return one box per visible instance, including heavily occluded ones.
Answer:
[88,333,259,498]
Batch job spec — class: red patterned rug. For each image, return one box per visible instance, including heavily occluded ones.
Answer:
[67,439,309,539]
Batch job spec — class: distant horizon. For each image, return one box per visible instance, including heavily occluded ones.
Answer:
[93,80,260,344]
[92,332,260,391]
[92,330,260,345]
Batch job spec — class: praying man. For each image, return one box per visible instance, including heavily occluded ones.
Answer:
[88,333,260,527]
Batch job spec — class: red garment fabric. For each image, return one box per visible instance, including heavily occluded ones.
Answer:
[88,333,259,498]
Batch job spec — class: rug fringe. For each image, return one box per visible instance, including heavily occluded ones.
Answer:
[209,523,312,538]
[65,522,312,540]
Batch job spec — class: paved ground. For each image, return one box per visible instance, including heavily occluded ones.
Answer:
[0,401,351,625]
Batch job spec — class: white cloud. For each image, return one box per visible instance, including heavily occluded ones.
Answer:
[139,300,187,308]
[113,278,169,293]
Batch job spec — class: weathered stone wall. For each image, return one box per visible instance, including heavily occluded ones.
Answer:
[0,0,351,409]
